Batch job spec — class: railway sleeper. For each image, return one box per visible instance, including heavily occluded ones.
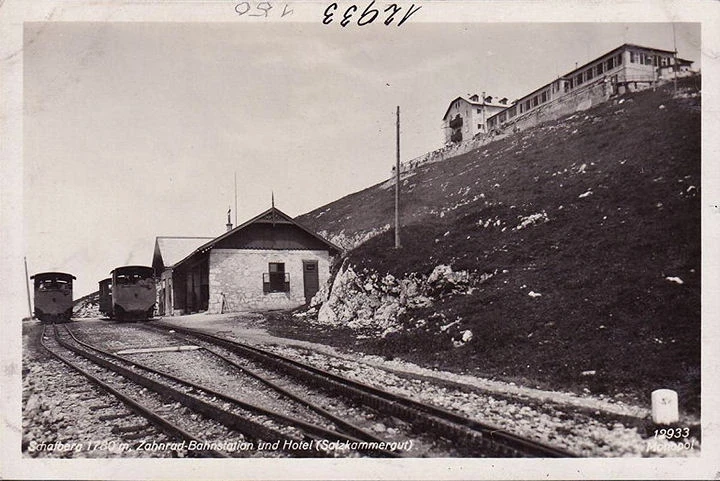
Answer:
[112,423,151,434]
[98,413,134,422]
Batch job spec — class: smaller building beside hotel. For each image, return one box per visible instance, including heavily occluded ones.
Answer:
[442,93,510,144]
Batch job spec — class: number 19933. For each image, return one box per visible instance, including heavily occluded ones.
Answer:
[654,427,690,439]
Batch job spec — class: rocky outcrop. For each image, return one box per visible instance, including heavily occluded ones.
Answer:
[308,262,486,338]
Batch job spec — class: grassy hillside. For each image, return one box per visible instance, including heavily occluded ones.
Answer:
[291,80,700,412]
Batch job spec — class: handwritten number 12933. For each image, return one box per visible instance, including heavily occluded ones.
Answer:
[323,2,421,27]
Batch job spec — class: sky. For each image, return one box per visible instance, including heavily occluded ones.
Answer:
[23,22,701,297]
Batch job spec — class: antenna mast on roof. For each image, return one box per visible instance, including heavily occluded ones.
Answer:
[272,191,275,209]
[234,171,238,226]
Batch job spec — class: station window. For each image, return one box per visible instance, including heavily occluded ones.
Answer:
[264,263,289,293]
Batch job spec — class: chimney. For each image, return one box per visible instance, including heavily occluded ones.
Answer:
[226,207,233,232]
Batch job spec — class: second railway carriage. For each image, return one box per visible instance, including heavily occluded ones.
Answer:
[98,277,113,318]
[31,272,75,323]
[110,265,155,321]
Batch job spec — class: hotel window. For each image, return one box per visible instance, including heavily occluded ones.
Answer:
[586,69,594,80]
[541,91,547,103]
[477,108,481,114]
[630,52,636,63]
[576,73,583,85]
[617,54,622,65]
[525,100,531,110]
[597,63,604,75]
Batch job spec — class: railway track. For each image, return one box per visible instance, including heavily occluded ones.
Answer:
[39,324,226,458]
[52,323,399,458]
[144,322,578,458]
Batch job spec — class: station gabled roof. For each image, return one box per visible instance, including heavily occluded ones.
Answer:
[172,206,342,270]
[153,236,214,271]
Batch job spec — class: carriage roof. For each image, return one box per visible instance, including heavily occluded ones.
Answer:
[30,272,76,281]
[111,265,154,275]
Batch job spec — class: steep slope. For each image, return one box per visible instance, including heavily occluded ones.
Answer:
[291,81,700,412]
[73,291,101,318]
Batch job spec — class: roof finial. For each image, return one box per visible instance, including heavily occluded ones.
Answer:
[271,191,275,209]
[226,206,233,232]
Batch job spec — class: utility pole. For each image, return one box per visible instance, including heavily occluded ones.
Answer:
[24,256,32,318]
[234,171,238,226]
[672,22,678,94]
[395,106,401,249]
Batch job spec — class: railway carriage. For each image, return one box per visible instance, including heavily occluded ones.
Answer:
[110,266,156,321]
[31,272,75,323]
[98,277,113,318]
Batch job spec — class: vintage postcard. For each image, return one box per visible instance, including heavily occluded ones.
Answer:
[1,1,718,479]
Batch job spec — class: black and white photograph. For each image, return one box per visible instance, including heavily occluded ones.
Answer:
[1,1,718,479]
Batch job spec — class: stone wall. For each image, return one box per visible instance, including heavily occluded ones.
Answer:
[497,78,611,134]
[207,249,332,313]
[399,132,507,174]
[399,79,610,174]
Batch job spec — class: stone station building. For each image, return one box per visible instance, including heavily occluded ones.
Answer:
[152,207,340,315]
